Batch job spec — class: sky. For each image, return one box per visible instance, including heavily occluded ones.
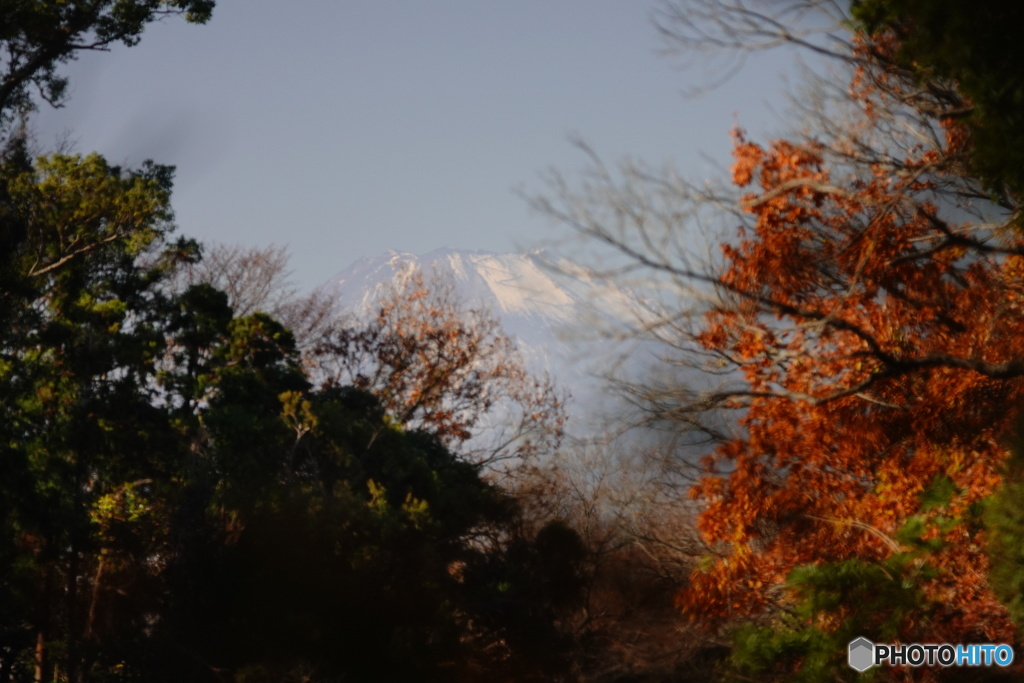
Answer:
[31,0,801,290]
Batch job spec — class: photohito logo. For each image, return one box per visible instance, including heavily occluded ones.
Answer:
[848,638,1014,672]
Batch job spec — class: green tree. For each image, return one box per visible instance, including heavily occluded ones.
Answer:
[0,142,196,681]
[0,3,591,679]
[165,386,510,681]
[0,144,585,680]
[985,438,1024,631]
[852,0,1024,199]
[0,0,214,128]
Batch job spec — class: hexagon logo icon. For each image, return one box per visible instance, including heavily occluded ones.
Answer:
[848,637,875,672]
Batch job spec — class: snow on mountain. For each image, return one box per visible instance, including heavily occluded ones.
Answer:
[323,247,637,426]
[331,247,627,319]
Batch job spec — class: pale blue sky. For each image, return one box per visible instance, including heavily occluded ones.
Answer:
[32,1,798,290]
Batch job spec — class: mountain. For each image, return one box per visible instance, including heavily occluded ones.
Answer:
[323,247,638,426]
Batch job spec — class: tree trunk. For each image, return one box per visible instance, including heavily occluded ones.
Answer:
[33,631,44,683]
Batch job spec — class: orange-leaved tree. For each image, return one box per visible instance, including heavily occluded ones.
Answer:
[676,37,1024,655]
[535,7,1024,675]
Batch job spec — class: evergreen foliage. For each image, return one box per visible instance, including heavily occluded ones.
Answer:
[985,440,1024,631]
[853,0,1024,199]
[0,6,586,681]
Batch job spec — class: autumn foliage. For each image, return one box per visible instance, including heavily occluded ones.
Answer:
[313,269,565,470]
[676,37,1024,651]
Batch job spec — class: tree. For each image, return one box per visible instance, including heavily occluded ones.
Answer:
[178,248,566,475]
[162,381,515,681]
[984,434,1024,631]
[0,5,216,679]
[0,144,582,681]
[0,140,198,682]
[515,439,716,682]
[0,3,591,680]
[536,1,1024,678]
[0,0,214,131]
[313,267,566,474]
[172,242,337,350]
[852,0,1024,199]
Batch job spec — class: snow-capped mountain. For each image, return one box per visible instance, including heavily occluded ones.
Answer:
[328,247,631,324]
[323,247,637,425]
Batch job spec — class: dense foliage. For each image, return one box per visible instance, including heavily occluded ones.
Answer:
[0,137,588,683]
[0,5,587,682]
[7,1,1024,682]
[539,1,1024,680]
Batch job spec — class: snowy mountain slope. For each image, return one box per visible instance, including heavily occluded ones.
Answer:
[330,247,632,322]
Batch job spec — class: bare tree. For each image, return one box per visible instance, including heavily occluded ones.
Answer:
[174,242,337,349]
[506,431,728,681]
